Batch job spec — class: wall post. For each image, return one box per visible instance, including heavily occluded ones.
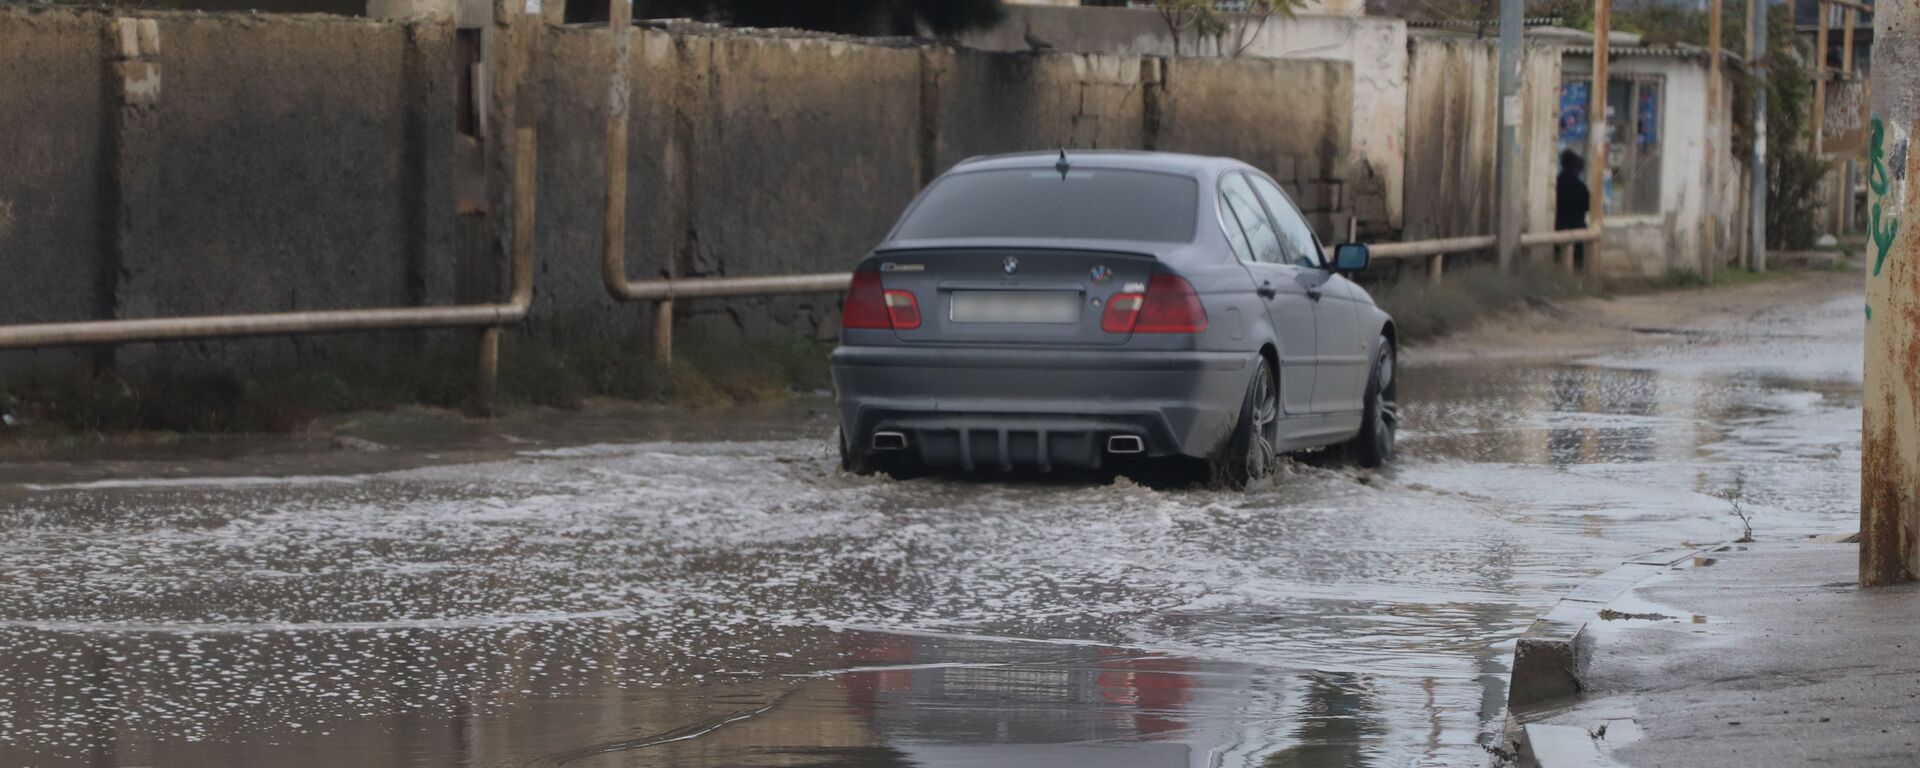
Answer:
[100,15,163,374]
[1494,0,1523,273]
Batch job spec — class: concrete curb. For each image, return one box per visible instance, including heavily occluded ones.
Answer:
[1506,544,1721,709]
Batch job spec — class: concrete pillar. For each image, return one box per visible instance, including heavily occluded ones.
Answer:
[1861,0,1918,587]
[99,15,163,373]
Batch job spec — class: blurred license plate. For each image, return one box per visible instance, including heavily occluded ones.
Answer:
[949,291,1080,324]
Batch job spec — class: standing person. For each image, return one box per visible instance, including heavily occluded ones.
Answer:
[1555,150,1591,267]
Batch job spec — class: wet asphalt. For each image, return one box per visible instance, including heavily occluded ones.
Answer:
[0,284,1865,767]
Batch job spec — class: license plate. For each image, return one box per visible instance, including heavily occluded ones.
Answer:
[948,291,1081,324]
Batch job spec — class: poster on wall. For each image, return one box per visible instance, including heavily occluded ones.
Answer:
[1559,82,1589,144]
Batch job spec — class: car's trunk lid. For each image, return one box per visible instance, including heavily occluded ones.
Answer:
[867,248,1158,347]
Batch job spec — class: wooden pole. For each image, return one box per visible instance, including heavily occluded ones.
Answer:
[1587,0,1610,276]
[1839,6,1857,234]
[1748,0,1768,271]
[1708,0,1722,281]
[1814,2,1829,155]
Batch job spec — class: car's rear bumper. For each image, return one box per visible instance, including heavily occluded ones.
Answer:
[830,345,1253,469]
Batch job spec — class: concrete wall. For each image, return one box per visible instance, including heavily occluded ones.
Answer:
[530,25,1353,342]
[0,7,1358,386]
[0,8,458,379]
[1401,34,1562,257]
[0,8,108,375]
[958,4,1405,234]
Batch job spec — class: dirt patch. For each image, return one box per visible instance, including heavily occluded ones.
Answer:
[1408,268,1860,366]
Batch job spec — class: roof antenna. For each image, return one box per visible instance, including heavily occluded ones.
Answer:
[1055,147,1071,180]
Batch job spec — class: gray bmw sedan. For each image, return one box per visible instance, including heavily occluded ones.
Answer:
[831,150,1396,488]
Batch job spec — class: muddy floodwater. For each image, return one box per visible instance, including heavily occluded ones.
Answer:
[0,286,1864,767]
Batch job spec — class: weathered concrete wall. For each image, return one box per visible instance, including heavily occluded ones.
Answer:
[533,27,1353,340]
[1158,56,1356,240]
[0,9,109,374]
[1402,37,1498,242]
[1401,35,1563,258]
[686,34,921,338]
[0,8,1358,386]
[0,8,460,381]
[134,15,425,316]
[934,49,1148,167]
[959,4,1406,233]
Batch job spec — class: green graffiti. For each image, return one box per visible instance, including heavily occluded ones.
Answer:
[1870,117,1891,197]
[1866,303,1873,320]
[1869,116,1900,277]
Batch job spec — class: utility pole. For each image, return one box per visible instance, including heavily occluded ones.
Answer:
[1862,0,1916,587]
[1495,0,1523,272]
[1748,0,1767,272]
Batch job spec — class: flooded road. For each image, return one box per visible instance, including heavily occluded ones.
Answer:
[0,278,1865,767]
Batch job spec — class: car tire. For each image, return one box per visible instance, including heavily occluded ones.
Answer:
[1208,355,1280,490]
[839,428,879,476]
[1343,337,1396,468]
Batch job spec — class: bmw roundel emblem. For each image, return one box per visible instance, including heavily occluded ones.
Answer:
[1003,256,1020,275]
[1089,265,1113,284]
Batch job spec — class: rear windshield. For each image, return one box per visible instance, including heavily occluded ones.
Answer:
[893,168,1199,243]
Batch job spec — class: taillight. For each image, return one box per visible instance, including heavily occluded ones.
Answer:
[1101,293,1145,333]
[1101,274,1207,334]
[842,270,891,329]
[842,270,921,331]
[883,290,921,330]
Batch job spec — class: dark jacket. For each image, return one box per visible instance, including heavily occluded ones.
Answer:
[1555,172,1591,230]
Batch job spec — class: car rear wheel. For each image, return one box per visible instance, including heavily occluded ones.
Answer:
[1344,338,1396,468]
[1208,355,1279,490]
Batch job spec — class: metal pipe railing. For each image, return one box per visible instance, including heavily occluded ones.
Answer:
[596,8,854,362]
[0,128,539,408]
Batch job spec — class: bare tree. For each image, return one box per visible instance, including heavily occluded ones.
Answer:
[1156,0,1306,58]
[1152,0,1211,58]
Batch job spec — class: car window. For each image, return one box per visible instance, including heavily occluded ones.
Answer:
[893,168,1199,243]
[1249,175,1323,268]
[1217,192,1256,263]
[1220,174,1284,264]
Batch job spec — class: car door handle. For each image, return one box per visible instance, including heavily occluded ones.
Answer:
[1305,286,1323,301]
[1257,282,1277,299]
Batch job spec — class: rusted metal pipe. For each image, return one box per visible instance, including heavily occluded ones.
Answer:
[603,0,635,304]
[652,300,673,364]
[1368,234,1497,259]
[1520,227,1601,247]
[620,273,854,301]
[0,128,539,350]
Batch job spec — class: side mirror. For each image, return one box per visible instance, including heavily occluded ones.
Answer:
[1333,243,1370,273]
